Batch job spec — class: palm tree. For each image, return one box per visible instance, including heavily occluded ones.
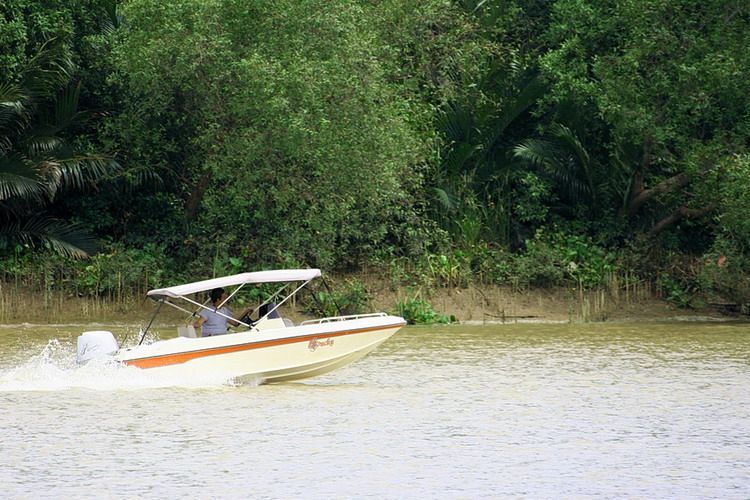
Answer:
[513,122,601,211]
[0,39,116,257]
[433,65,548,246]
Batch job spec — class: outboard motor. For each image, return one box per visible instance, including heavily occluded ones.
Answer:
[77,331,119,364]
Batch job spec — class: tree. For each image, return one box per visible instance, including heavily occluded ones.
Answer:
[109,0,479,268]
[0,39,115,257]
[434,67,548,247]
[428,1,557,248]
[540,0,750,239]
[514,123,600,211]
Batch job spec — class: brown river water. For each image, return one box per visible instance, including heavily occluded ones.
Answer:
[1,321,749,498]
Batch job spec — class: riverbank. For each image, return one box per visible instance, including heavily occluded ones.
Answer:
[0,279,743,325]
[367,283,742,324]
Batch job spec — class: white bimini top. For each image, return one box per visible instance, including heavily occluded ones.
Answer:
[147,269,321,299]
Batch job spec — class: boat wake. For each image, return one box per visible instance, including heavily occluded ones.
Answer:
[0,339,260,391]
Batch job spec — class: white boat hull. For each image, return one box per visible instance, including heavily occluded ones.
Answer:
[114,316,405,384]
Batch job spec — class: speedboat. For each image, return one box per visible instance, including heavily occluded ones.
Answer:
[76,269,405,384]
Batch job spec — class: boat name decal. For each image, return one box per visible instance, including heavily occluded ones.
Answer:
[308,338,334,351]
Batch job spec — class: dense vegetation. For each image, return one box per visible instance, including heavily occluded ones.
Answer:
[1,0,749,310]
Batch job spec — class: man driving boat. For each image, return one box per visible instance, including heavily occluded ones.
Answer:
[193,287,239,336]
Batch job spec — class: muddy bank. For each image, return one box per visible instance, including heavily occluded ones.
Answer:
[366,282,742,324]
[0,280,743,325]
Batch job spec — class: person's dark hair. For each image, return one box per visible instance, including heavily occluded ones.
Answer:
[210,288,225,304]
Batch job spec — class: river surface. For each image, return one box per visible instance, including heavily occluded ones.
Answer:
[0,321,749,498]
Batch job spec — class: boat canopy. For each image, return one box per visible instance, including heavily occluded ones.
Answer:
[147,269,321,299]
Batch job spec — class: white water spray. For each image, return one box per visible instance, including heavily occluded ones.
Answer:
[0,338,257,391]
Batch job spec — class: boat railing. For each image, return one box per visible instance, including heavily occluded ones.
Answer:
[300,312,387,325]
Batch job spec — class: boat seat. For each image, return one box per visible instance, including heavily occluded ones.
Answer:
[254,317,286,331]
[178,326,197,338]
[282,318,294,327]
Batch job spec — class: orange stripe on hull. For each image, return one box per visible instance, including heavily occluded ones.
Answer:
[122,323,404,369]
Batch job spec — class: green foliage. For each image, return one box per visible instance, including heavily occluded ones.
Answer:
[385,230,620,292]
[539,0,750,236]
[0,1,119,258]
[304,279,370,318]
[70,243,173,297]
[513,172,552,225]
[2,0,750,314]
[693,154,750,304]
[510,235,567,289]
[385,250,474,289]
[106,0,482,269]
[659,274,695,309]
[514,122,607,215]
[0,242,174,298]
[432,66,549,247]
[716,154,750,247]
[394,295,453,325]
[698,244,750,305]
[418,252,473,288]
[510,230,618,289]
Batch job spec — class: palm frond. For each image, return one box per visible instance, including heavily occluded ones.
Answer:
[102,0,123,37]
[0,216,97,258]
[0,82,29,139]
[550,123,597,203]
[546,157,591,201]
[0,37,114,258]
[20,39,75,104]
[437,101,477,144]
[52,155,117,192]
[24,135,64,157]
[611,143,637,212]
[0,107,25,136]
[443,142,482,178]
[0,137,12,155]
[551,123,590,167]
[487,72,548,147]
[515,137,593,204]
[118,163,164,192]
[513,139,558,168]
[0,154,45,201]
[0,82,27,129]
[0,82,26,104]
[0,175,45,202]
[430,186,457,213]
[54,81,91,130]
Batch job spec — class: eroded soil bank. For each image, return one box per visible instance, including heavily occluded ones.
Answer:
[0,280,743,325]
[367,283,743,324]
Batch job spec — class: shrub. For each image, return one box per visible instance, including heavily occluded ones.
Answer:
[0,242,175,299]
[659,273,695,309]
[698,240,750,304]
[394,295,453,324]
[509,229,617,289]
[303,279,369,317]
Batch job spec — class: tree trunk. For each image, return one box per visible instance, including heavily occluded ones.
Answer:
[184,169,213,222]
[627,172,690,218]
[649,204,716,235]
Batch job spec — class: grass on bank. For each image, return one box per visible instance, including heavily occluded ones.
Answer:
[0,270,664,326]
[0,232,743,324]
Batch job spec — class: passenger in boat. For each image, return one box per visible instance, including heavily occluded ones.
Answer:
[259,302,281,319]
[193,287,239,337]
[236,301,280,326]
